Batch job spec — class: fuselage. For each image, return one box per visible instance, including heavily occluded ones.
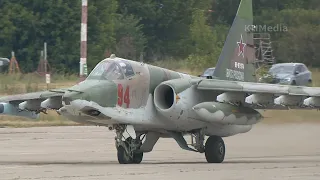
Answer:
[59,56,260,137]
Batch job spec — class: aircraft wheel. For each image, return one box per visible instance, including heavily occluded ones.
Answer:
[117,137,143,164]
[125,137,143,164]
[132,152,143,164]
[204,136,225,163]
[117,145,132,164]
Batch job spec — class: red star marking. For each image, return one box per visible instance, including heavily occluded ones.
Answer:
[237,34,246,58]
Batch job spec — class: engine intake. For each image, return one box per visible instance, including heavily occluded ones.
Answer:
[153,78,196,113]
[154,84,175,110]
[153,78,198,125]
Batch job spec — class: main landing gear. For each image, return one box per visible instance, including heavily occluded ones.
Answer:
[113,125,226,164]
[204,136,225,163]
[114,125,144,164]
[190,130,225,163]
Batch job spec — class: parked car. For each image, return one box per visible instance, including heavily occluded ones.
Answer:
[200,67,215,79]
[0,57,10,73]
[259,63,312,86]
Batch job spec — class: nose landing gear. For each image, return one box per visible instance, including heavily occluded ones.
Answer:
[117,137,144,164]
[114,125,144,164]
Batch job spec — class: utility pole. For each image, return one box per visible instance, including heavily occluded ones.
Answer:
[44,42,51,89]
[80,0,88,81]
[44,42,47,75]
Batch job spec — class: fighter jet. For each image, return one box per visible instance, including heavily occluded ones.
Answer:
[0,0,319,164]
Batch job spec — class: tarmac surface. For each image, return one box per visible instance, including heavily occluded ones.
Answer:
[0,123,320,180]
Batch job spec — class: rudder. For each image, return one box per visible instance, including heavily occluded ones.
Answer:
[213,0,256,82]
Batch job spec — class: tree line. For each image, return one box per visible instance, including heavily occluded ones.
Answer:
[0,0,319,74]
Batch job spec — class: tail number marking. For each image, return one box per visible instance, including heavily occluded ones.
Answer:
[117,84,130,108]
[226,69,244,81]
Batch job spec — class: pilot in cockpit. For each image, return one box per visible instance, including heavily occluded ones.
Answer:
[87,60,124,80]
[103,62,124,80]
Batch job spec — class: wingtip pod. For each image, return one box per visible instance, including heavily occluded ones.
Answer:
[0,103,39,119]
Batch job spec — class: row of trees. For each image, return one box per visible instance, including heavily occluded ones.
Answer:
[0,0,319,73]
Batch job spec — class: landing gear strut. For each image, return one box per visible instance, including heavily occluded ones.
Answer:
[114,125,144,164]
[190,130,225,163]
[190,130,205,153]
[204,136,225,163]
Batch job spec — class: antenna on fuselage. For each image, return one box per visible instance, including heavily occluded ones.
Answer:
[110,54,116,59]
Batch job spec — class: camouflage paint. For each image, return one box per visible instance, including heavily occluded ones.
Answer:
[0,0,320,138]
[63,79,117,108]
[213,0,256,82]
[147,64,182,94]
[193,101,262,125]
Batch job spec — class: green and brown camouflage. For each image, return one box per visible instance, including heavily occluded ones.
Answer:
[193,102,262,125]
[213,0,256,82]
[62,79,118,107]
[61,56,190,110]
[0,0,320,164]
[1,0,320,126]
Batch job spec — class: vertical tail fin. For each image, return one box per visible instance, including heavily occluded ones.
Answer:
[213,0,256,82]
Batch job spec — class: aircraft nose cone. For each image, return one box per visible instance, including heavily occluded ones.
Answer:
[61,80,118,108]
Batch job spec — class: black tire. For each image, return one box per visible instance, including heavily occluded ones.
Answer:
[117,145,132,164]
[132,152,143,164]
[204,136,225,163]
[125,137,143,164]
[117,137,143,164]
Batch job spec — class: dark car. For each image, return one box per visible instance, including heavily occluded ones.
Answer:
[200,67,215,79]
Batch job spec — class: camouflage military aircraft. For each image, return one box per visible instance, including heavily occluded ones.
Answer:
[1,0,320,164]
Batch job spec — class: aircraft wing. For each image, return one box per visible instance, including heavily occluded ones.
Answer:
[197,79,320,109]
[0,90,65,103]
[0,89,67,112]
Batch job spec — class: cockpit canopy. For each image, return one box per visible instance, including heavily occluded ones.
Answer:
[87,59,135,80]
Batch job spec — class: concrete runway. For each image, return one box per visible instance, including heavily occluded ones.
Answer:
[0,123,320,180]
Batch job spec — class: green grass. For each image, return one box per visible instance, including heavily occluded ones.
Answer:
[0,73,77,95]
[0,73,79,128]
[1,63,320,127]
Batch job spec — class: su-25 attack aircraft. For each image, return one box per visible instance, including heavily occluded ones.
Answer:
[1,0,320,164]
